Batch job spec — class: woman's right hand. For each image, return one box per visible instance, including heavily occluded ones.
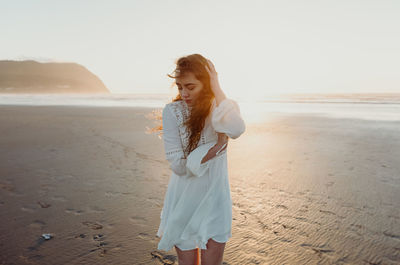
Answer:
[200,133,228,164]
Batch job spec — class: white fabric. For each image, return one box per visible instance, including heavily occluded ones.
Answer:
[156,97,246,251]
[161,104,188,176]
[186,141,216,178]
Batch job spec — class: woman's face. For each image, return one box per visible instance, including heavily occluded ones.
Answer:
[176,72,204,107]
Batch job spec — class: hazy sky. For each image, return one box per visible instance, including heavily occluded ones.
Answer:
[1,0,399,98]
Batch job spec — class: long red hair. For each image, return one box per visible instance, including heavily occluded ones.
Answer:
[168,54,215,155]
[148,54,215,156]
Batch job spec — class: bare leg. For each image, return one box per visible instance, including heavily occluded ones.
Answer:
[200,238,226,265]
[175,245,200,265]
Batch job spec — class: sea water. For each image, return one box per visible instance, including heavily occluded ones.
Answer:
[0,93,399,122]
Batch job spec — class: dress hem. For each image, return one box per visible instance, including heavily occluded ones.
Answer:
[157,231,232,252]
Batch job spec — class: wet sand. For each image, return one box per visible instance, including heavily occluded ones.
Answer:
[0,105,399,264]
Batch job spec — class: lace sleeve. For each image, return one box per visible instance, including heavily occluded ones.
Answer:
[162,104,187,176]
[211,98,246,139]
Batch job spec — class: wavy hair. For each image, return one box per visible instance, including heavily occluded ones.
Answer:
[148,54,215,156]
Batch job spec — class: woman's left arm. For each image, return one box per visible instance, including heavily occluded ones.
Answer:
[205,59,246,139]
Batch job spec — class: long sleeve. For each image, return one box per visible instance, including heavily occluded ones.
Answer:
[186,141,215,178]
[162,105,187,176]
[211,98,246,139]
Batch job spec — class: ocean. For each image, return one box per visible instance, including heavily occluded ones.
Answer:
[0,93,399,122]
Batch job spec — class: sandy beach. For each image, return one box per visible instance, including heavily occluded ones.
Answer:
[0,105,399,264]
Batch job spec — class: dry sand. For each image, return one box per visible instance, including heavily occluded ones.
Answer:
[0,105,399,264]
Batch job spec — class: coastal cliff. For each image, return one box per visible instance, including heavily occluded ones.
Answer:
[0,60,109,93]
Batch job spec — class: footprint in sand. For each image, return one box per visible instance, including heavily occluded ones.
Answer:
[21,206,36,213]
[137,232,152,240]
[87,206,106,213]
[279,237,292,242]
[82,221,103,230]
[52,174,75,181]
[110,243,123,252]
[275,204,288,210]
[27,237,50,252]
[88,247,107,257]
[93,234,108,247]
[74,233,86,239]
[28,220,46,229]
[325,181,335,187]
[105,191,121,197]
[93,234,104,241]
[129,216,147,226]
[121,192,135,196]
[151,250,176,265]
[85,181,97,187]
[380,178,390,183]
[136,153,149,160]
[281,223,296,230]
[319,209,336,215]
[387,214,400,220]
[300,243,335,257]
[297,189,311,196]
[102,223,115,229]
[50,195,67,202]
[39,184,56,192]
[83,234,108,257]
[312,247,334,257]
[37,201,51,208]
[350,223,364,229]
[256,220,269,231]
[0,181,15,192]
[146,197,162,207]
[383,230,400,240]
[279,214,321,225]
[65,208,85,215]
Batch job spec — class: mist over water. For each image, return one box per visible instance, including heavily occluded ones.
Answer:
[1,93,399,122]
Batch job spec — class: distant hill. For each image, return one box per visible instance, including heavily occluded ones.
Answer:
[0,60,109,93]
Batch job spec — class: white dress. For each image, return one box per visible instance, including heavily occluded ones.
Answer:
[156,97,246,251]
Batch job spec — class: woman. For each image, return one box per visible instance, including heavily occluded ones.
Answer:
[156,54,246,265]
